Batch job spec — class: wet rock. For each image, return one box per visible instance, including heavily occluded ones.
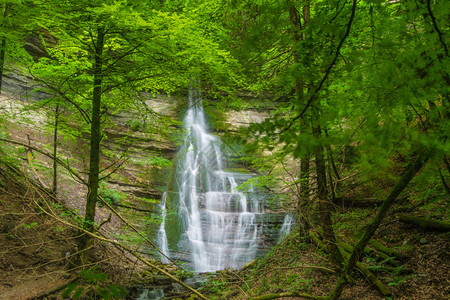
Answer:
[153,274,172,285]
[108,181,163,201]
[171,283,184,292]
[136,288,164,300]
[183,276,203,289]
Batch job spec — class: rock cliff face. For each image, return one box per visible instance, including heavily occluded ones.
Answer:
[23,29,58,60]
[101,94,179,203]
[224,110,269,131]
[0,70,272,223]
[2,71,45,98]
[101,95,271,202]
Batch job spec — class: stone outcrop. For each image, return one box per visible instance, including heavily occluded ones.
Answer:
[224,110,269,131]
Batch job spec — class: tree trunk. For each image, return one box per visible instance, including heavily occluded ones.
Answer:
[312,103,344,269]
[325,131,340,200]
[52,103,60,195]
[77,26,105,266]
[289,2,312,236]
[327,158,336,202]
[298,157,310,234]
[0,4,10,94]
[330,152,429,299]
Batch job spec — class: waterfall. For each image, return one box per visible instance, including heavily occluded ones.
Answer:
[278,214,294,242]
[157,193,170,264]
[157,89,264,272]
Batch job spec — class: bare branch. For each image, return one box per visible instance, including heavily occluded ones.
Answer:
[0,138,86,185]
[30,189,208,300]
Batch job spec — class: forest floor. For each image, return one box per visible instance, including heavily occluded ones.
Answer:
[0,164,154,299]
[1,157,448,300]
[205,208,449,300]
[201,163,449,299]
[0,92,449,299]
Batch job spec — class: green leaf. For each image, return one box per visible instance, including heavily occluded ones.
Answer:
[72,287,84,300]
[108,284,127,298]
[79,268,107,283]
[62,282,77,298]
[99,288,111,299]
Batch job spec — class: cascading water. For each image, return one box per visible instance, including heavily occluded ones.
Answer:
[278,214,294,242]
[157,89,289,272]
[157,192,170,264]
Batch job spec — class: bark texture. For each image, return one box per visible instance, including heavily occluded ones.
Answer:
[77,26,105,266]
[289,2,311,236]
[0,4,10,94]
[399,215,450,232]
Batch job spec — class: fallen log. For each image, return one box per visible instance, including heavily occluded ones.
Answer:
[239,259,257,272]
[317,227,399,266]
[368,265,412,275]
[310,231,391,297]
[399,215,450,232]
[329,151,429,300]
[249,291,326,300]
[338,239,400,267]
[355,261,392,297]
[334,197,408,208]
[354,231,403,259]
[115,203,154,213]
[333,197,384,207]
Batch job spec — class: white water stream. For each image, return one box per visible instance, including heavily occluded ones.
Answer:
[157,89,291,272]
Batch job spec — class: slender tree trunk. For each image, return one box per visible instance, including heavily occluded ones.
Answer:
[330,152,429,299]
[52,103,60,195]
[325,131,339,201]
[0,4,10,94]
[77,26,105,266]
[312,103,344,269]
[327,159,336,202]
[438,169,450,195]
[292,1,343,267]
[289,2,312,236]
[325,130,341,180]
[298,156,310,234]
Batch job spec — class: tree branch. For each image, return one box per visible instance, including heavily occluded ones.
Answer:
[426,0,448,56]
[0,138,86,185]
[28,67,91,124]
[282,0,357,133]
[98,195,181,268]
[32,193,208,300]
[102,41,146,74]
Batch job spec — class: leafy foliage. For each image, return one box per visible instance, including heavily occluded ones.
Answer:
[145,156,172,168]
[62,267,127,300]
[98,182,124,206]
